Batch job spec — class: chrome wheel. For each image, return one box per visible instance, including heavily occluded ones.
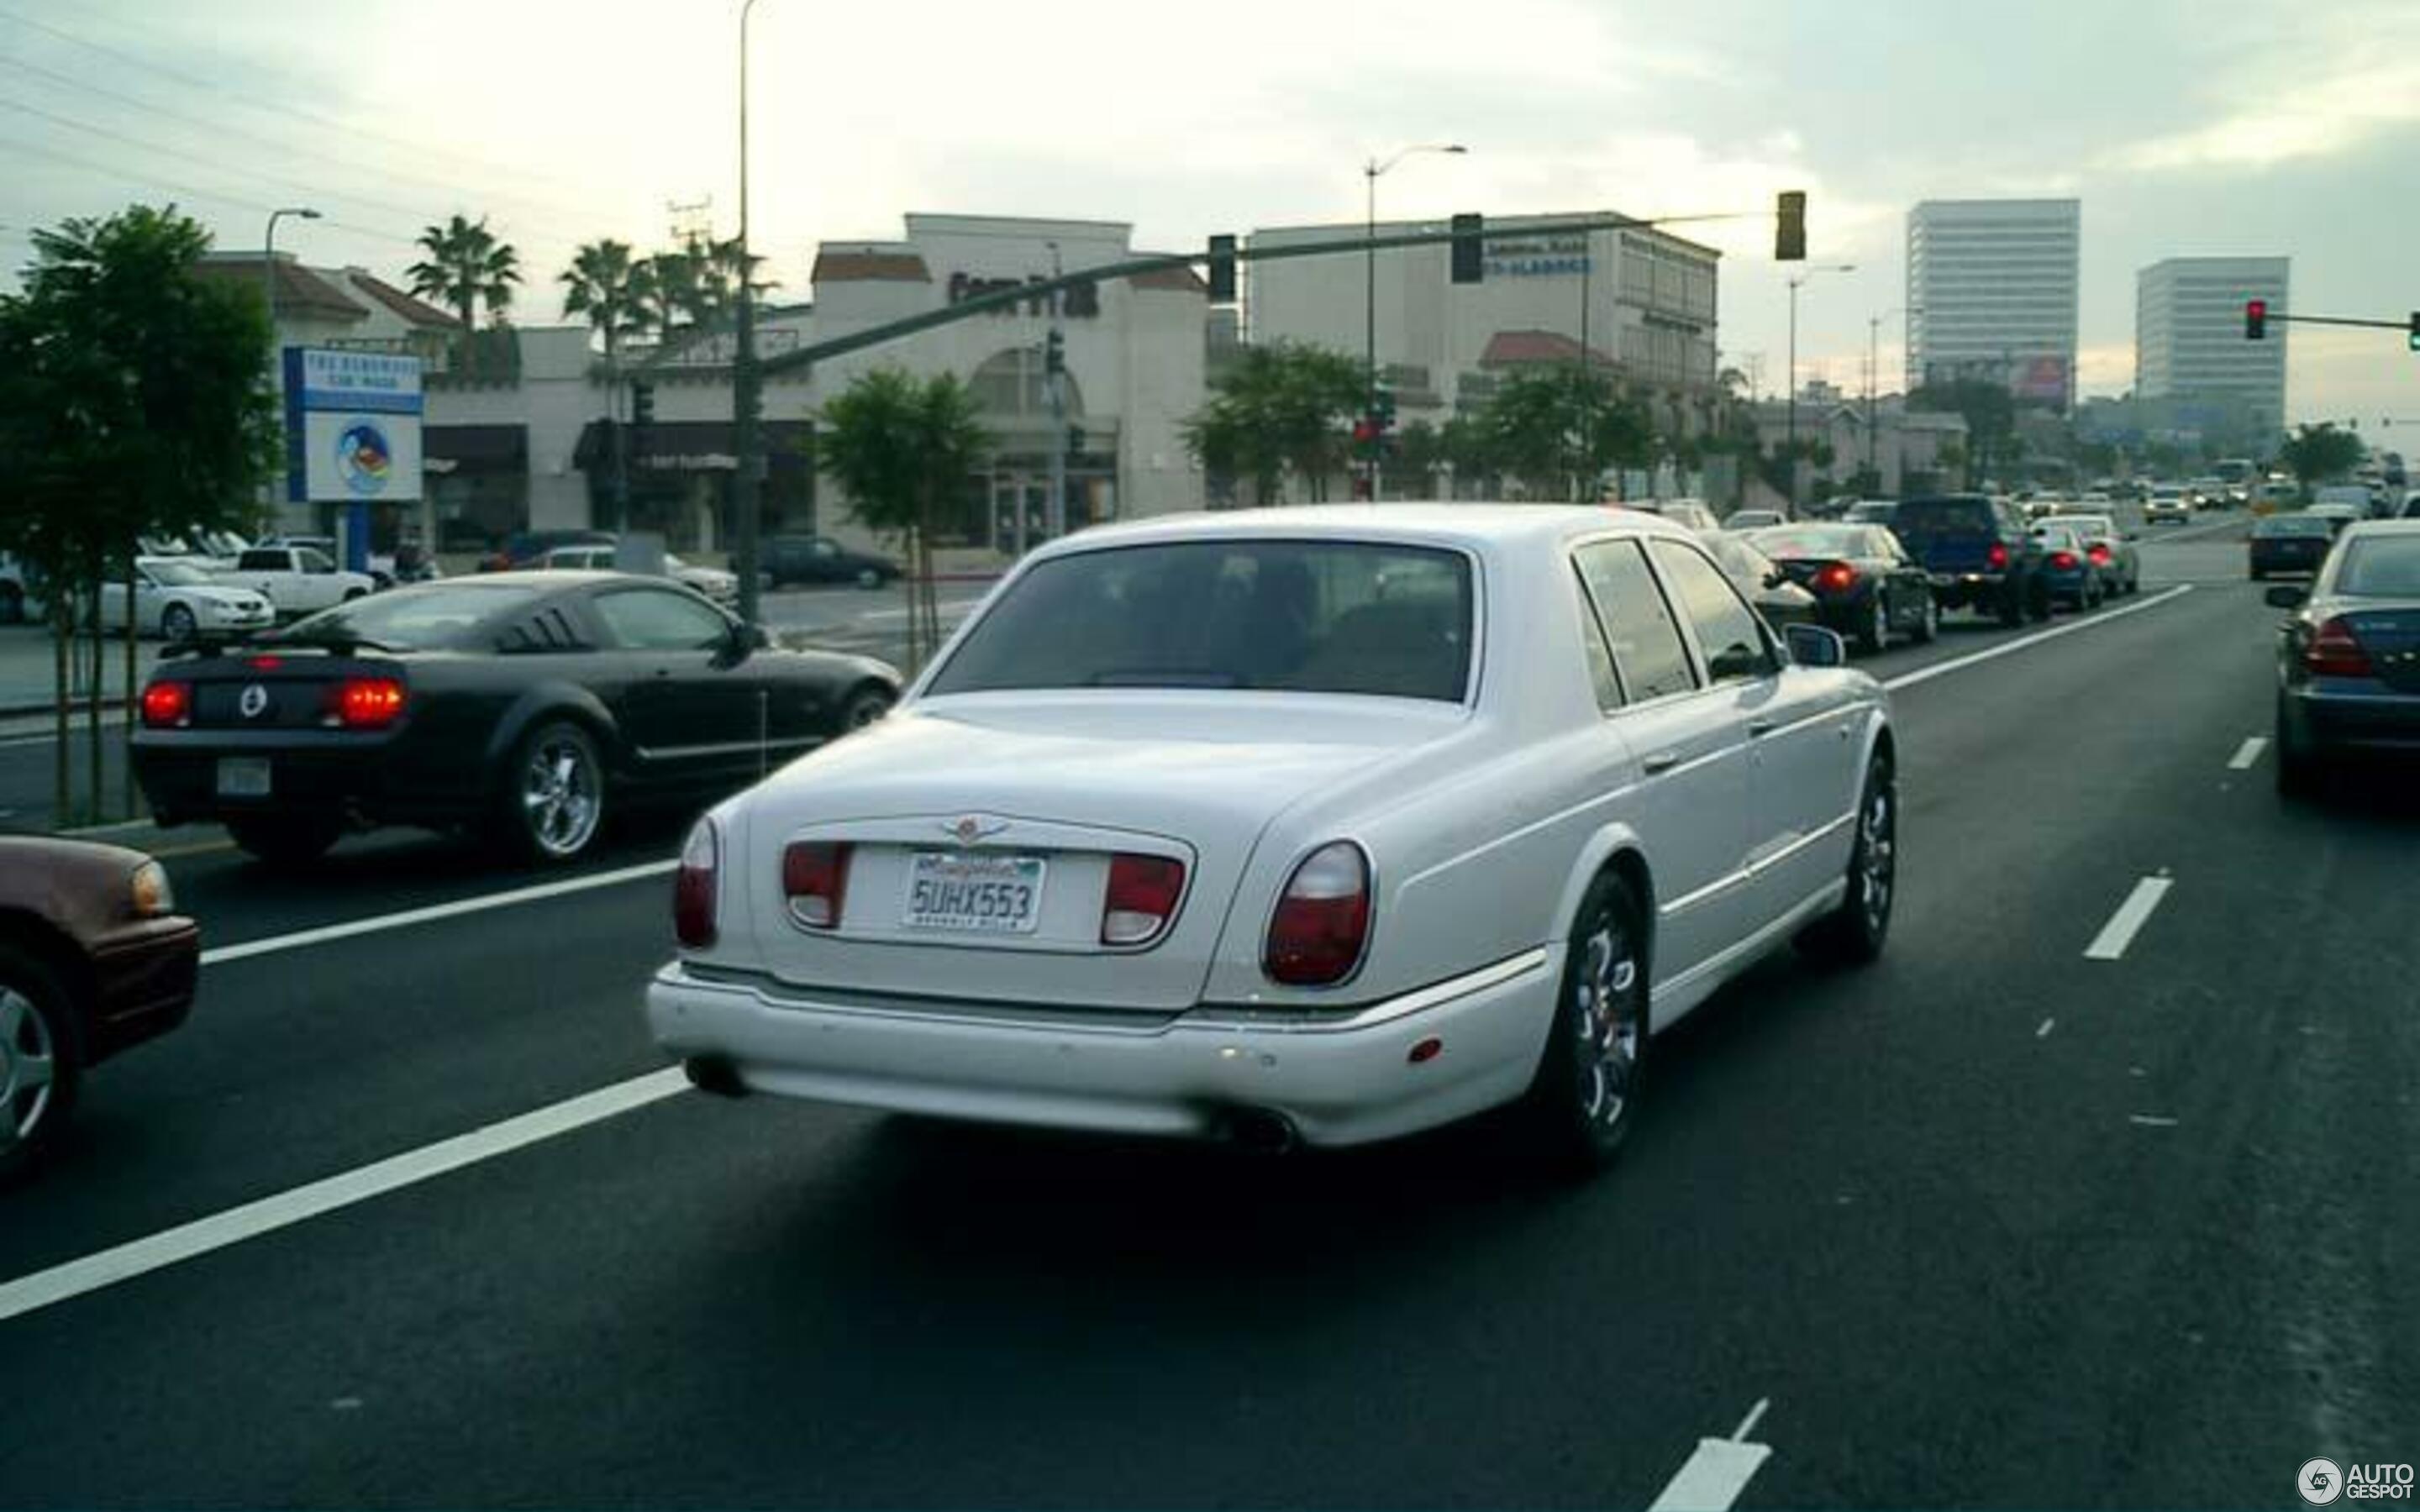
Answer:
[521,729,602,858]
[1,985,60,1158]
[1857,782,1895,935]
[1570,914,1642,1132]
[161,603,197,644]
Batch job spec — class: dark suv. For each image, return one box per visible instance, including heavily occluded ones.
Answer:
[1892,494,2052,626]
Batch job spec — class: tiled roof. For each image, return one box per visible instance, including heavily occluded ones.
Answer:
[1477,329,1616,368]
[195,255,366,322]
[346,270,462,328]
[810,249,932,283]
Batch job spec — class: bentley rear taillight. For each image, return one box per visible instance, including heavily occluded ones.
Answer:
[1265,842,1371,987]
[782,841,853,930]
[674,818,720,948]
[1102,853,1185,946]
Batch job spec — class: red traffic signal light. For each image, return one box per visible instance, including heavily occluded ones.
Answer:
[1350,417,1378,446]
[2244,299,2267,340]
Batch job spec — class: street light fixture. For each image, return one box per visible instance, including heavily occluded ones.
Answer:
[1364,142,1466,501]
[261,207,321,339]
[1865,304,1915,481]
[1784,261,1855,509]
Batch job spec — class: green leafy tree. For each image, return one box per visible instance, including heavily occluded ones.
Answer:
[0,205,281,821]
[1181,342,1365,504]
[1472,365,1655,501]
[1908,379,2016,489]
[820,369,992,669]
[407,213,523,330]
[2278,423,2365,489]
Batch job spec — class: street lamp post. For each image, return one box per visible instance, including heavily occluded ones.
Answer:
[260,207,319,522]
[1364,142,1465,501]
[1784,262,1855,510]
[1865,306,1912,485]
[734,0,765,627]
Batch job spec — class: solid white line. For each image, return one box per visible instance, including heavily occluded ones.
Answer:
[1649,1437,1774,1512]
[2128,1114,2180,1128]
[2084,876,2174,961]
[0,1068,687,1326]
[2228,736,2268,770]
[198,859,677,968]
[2036,1017,2056,1038]
[1882,585,2192,694]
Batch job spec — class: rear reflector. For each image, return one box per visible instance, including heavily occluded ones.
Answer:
[1102,853,1185,945]
[1265,841,1371,987]
[139,681,190,728]
[674,819,719,948]
[2306,617,2373,678]
[334,678,406,728]
[782,841,852,930]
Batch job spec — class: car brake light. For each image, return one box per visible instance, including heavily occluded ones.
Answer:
[139,680,189,727]
[1986,542,2010,570]
[1265,841,1370,987]
[2088,544,2112,565]
[673,818,719,948]
[334,677,406,728]
[1813,562,1858,593]
[1102,853,1185,945]
[2306,617,2373,678]
[2049,550,2078,570]
[782,841,852,930]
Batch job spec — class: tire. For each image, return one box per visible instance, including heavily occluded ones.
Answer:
[1800,751,1897,965]
[1512,872,1649,1175]
[0,942,82,1186]
[160,602,197,645]
[1996,582,2026,627]
[1855,592,1889,655]
[228,816,343,868]
[2275,698,2320,800]
[2026,575,2054,622]
[506,719,607,864]
[1912,591,1940,644]
[838,685,893,733]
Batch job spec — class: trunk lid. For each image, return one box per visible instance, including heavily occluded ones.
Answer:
[729,694,1465,1011]
[161,647,405,731]
[2331,602,2420,692]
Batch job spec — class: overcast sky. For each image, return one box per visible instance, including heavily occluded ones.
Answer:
[3,0,2414,427]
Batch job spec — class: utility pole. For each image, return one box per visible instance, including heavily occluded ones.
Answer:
[1045,241,1067,543]
[1363,143,1467,503]
[732,0,764,627]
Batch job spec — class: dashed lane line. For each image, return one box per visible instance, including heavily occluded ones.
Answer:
[2228,736,2268,770]
[1647,1399,1776,1511]
[2084,876,2175,962]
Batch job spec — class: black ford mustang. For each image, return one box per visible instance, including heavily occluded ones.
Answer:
[132,573,899,865]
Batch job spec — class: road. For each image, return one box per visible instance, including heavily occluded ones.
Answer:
[6,513,2413,1509]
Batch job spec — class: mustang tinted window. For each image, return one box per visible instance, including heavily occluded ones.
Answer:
[592,588,731,651]
[1650,539,1776,685]
[1574,541,1697,701]
[295,584,547,648]
[926,540,1473,701]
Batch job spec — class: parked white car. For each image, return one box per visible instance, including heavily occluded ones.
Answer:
[95,558,274,642]
[212,545,376,618]
[539,544,740,607]
[647,505,1897,1169]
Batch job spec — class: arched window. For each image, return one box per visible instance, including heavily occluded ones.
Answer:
[967,346,1086,419]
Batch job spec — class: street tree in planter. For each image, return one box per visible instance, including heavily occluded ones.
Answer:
[0,205,281,822]
[1473,366,1656,501]
[819,369,992,672]
[1181,342,1365,504]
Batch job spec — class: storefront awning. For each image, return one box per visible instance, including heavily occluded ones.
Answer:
[425,424,529,476]
[572,419,815,474]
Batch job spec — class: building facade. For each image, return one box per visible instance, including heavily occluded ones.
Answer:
[1244,211,1721,442]
[2135,256,2289,451]
[1905,199,2081,410]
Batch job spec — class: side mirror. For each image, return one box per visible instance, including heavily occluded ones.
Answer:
[2263,585,2308,610]
[1783,622,1847,669]
[1764,569,1788,590]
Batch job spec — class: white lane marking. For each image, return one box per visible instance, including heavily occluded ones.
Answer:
[199,859,677,968]
[1881,585,2192,694]
[2084,876,2174,961]
[1648,1401,1775,1512]
[55,816,157,837]
[0,1068,687,1325]
[2128,1114,2180,1128]
[2228,736,2268,770]
[2037,1017,2056,1038]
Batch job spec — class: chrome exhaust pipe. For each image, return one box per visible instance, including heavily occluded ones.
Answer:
[1224,1107,1300,1155]
[683,1055,747,1098]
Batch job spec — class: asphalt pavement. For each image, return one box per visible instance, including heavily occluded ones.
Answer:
[6,509,2413,1509]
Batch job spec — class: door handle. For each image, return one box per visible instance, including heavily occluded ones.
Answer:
[1747,718,1776,738]
[1641,751,1681,775]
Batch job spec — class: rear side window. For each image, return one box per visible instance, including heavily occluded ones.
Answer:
[1649,540,1777,684]
[1574,541,1697,702]
[2333,539,2420,596]
[926,540,1473,701]
[1572,569,1623,712]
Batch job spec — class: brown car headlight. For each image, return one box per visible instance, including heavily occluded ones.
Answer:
[130,858,176,918]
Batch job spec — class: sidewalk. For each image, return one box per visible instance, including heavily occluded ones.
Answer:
[0,624,165,717]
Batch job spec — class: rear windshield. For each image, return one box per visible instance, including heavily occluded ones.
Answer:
[1749,526,1865,559]
[2045,516,2114,537]
[2254,516,2334,538]
[1895,498,1994,533]
[926,540,1474,701]
[2334,538,2420,596]
[283,583,549,649]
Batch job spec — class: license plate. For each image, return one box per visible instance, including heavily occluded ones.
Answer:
[902,853,1045,934]
[216,757,271,797]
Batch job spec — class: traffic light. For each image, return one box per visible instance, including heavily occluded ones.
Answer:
[1450,213,1484,285]
[1207,234,1236,303]
[1776,191,1807,262]
[1374,386,1397,432]
[2409,311,2419,351]
[1044,328,1065,376]
[1351,416,1379,451]
[2244,298,2267,340]
[629,381,655,428]
[1066,424,1083,458]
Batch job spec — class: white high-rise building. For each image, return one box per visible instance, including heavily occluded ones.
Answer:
[1905,199,2081,409]
[2136,256,2289,444]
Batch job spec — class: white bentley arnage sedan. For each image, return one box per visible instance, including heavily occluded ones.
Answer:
[647,505,1896,1170]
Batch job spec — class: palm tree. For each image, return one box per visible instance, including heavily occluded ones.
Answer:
[406,213,523,329]
[558,239,646,365]
[637,234,778,346]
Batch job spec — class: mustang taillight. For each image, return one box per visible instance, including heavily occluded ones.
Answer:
[673,818,719,948]
[2305,617,2373,679]
[1101,853,1185,946]
[2087,543,2112,565]
[139,680,190,728]
[334,677,406,728]
[1812,561,1858,594]
[2049,550,2079,570]
[1265,841,1371,987]
[1986,542,2011,570]
[782,841,852,930]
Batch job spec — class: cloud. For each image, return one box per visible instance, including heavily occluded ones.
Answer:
[2106,61,2420,171]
